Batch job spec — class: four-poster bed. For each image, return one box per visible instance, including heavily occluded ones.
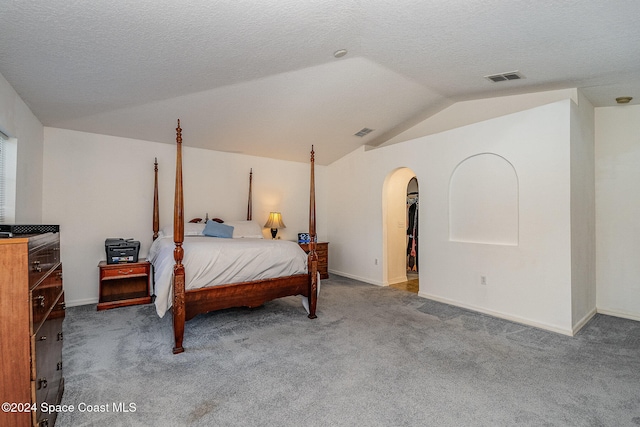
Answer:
[151,120,319,354]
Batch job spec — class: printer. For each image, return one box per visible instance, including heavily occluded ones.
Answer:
[105,238,140,264]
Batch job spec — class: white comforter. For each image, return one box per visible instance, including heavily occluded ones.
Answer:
[148,236,308,317]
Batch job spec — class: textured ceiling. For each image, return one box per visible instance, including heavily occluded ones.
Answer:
[1,0,639,165]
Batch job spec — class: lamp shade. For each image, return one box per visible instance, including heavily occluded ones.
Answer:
[264,212,286,229]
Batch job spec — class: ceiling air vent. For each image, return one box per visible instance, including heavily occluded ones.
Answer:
[354,128,374,137]
[485,71,524,83]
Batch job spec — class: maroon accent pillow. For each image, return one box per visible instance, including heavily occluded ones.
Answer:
[188,218,202,223]
[212,218,224,223]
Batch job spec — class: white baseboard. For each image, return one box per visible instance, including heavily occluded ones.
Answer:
[417,291,575,336]
[387,275,409,285]
[572,308,597,335]
[65,297,98,308]
[323,272,640,332]
[596,308,640,322]
[328,270,385,287]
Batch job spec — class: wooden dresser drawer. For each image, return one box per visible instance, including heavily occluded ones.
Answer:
[33,295,64,427]
[49,292,66,320]
[28,233,61,288]
[31,265,63,335]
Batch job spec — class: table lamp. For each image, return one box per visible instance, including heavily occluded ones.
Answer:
[264,212,286,239]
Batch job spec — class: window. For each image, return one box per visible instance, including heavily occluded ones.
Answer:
[0,129,16,224]
[0,131,7,223]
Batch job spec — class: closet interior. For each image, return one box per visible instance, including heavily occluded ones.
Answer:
[407,177,418,274]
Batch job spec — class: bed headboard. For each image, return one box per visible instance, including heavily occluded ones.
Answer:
[151,137,255,241]
[153,141,253,240]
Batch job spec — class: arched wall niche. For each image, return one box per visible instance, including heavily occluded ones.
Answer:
[449,153,519,245]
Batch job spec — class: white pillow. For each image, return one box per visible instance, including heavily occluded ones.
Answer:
[225,221,264,238]
[160,223,206,237]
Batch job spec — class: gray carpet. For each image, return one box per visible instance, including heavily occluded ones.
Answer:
[57,275,640,426]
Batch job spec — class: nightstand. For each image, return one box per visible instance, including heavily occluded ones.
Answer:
[97,260,152,310]
[298,242,329,279]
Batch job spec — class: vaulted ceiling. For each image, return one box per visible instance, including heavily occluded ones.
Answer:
[1,1,639,165]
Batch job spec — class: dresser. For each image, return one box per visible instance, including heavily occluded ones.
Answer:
[298,242,329,279]
[0,231,65,427]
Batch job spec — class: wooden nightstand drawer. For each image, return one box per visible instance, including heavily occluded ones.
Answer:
[298,242,329,279]
[100,263,148,279]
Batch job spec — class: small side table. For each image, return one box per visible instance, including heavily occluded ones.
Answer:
[298,242,329,279]
[97,260,152,311]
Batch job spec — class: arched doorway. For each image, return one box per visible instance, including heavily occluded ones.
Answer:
[382,167,419,293]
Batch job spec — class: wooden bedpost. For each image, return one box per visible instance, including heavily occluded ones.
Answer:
[308,146,318,319]
[153,157,160,241]
[247,168,253,221]
[173,120,186,354]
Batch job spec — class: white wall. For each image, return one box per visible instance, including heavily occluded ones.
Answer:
[42,128,326,306]
[0,72,44,222]
[595,104,640,321]
[328,100,577,334]
[570,92,596,332]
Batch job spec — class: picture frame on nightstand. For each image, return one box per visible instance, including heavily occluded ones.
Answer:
[298,232,311,243]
